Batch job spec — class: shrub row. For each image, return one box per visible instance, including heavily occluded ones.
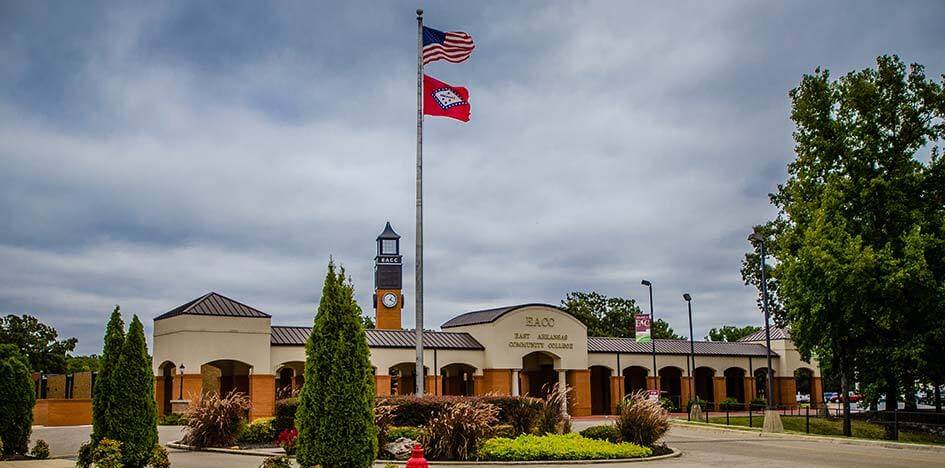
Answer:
[376,395,544,433]
[480,433,652,461]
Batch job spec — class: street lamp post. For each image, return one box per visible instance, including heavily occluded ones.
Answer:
[749,231,783,433]
[641,280,657,393]
[178,363,185,400]
[683,293,695,405]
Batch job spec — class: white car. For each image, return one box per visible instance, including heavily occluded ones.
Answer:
[796,393,810,403]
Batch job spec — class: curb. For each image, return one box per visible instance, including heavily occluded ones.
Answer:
[166,442,682,464]
[166,441,280,457]
[671,421,945,453]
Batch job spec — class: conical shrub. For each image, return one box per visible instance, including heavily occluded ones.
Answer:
[92,306,124,443]
[110,315,158,466]
[296,261,377,467]
[0,344,35,455]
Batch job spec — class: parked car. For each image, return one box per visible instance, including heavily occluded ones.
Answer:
[824,392,839,403]
[796,393,810,403]
[829,392,861,403]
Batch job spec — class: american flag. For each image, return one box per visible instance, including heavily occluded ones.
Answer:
[422,26,475,65]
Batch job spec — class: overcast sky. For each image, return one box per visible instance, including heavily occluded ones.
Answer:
[2,1,943,354]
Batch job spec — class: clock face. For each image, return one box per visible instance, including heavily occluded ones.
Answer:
[382,293,397,308]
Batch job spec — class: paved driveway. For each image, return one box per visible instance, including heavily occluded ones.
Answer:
[27,422,944,467]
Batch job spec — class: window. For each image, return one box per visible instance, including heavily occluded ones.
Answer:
[382,239,397,254]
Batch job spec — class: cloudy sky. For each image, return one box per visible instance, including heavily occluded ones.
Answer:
[2,1,943,354]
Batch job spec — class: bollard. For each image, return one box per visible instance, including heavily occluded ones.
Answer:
[749,406,753,428]
[806,406,810,433]
[726,408,730,426]
[893,407,899,441]
[406,444,429,468]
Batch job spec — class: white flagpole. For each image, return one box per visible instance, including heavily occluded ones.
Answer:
[414,8,425,396]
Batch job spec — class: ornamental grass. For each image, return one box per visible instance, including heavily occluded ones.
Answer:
[616,390,670,447]
[182,390,251,448]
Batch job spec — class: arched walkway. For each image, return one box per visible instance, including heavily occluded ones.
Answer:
[724,367,747,403]
[275,361,305,399]
[589,366,613,415]
[693,367,715,404]
[389,363,428,395]
[623,366,649,396]
[659,367,683,410]
[158,361,176,416]
[522,351,559,397]
[201,359,252,397]
[795,367,814,405]
[755,367,775,401]
[440,363,476,396]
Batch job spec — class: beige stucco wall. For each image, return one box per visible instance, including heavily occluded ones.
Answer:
[588,352,783,376]
[153,315,273,374]
[743,338,820,377]
[445,305,588,370]
[270,344,485,376]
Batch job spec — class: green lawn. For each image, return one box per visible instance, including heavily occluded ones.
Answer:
[706,415,945,445]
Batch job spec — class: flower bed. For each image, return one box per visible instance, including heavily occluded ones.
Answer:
[479,433,652,461]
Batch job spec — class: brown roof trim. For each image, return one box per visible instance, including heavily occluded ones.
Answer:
[154,292,271,321]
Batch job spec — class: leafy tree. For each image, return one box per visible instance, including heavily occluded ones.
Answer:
[66,354,102,373]
[652,318,685,340]
[560,291,641,338]
[92,306,124,444]
[0,314,77,373]
[296,262,377,467]
[110,315,157,466]
[0,344,35,455]
[741,223,786,324]
[706,325,762,342]
[360,315,376,329]
[763,56,945,435]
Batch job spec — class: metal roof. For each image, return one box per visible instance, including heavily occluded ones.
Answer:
[377,222,401,240]
[441,303,565,328]
[271,326,484,350]
[587,337,777,357]
[738,327,790,342]
[154,292,271,321]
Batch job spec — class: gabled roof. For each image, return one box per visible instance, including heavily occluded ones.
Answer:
[154,292,271,321]
[738,327,790,342]
[587,337,776,357]
[441,303,566,328]
[271,326,484,350]
[377,222,401,240]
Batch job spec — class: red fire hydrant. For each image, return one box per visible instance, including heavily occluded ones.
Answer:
[405,444,428,468]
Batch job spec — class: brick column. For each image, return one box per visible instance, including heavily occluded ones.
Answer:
[776,377,797,408]
[424,375,441,395]
[610,376,624,414]
[249,374,276,420]
[567,370,591,417]
[680,376,693,408]
[481,369,512,395]
[712,377,726,410]
[155,377,166,416]
[375,375,391,397]
[811,377,823,408]
[473,375,484,395]
[646,376,658,390]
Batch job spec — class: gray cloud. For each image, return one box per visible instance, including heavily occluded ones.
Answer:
[1,1,943,354]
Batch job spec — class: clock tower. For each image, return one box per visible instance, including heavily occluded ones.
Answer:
[374,222,403,330]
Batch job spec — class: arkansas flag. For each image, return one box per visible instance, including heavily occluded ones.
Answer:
[423,74,470,122]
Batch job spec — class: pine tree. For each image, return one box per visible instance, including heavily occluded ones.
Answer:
[92,306,124,443]
[110,315,158,467]
[0,344,35,455]
[296,261,377,467]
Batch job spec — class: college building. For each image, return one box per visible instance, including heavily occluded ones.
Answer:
[152,223,823,420]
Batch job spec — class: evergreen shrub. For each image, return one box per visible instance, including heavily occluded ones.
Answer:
[720,398,742,411]
[92,439,122,468]
[92,307,124,443]
[480,433,651,461]
[272,398,298,434]
[238,418,277,445]
[387,426,424,441]
[0,344,35,456]
[580,424,621,443]
[30,440,49,459]
[149,445,170,468]
[376,395,543,432]
[109,316,158,466]
[295,262,377,467]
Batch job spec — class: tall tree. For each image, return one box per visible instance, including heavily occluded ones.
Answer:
[765,56,945,435]
[65,354,102,373]
[92,306,124,444]
[296,262,377,467]
[560,291,641,337]
[652,318,686,340]
[0,314,77,373]
[706,325,762,342]
[0,344,35,456]
[110,315,157,466]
